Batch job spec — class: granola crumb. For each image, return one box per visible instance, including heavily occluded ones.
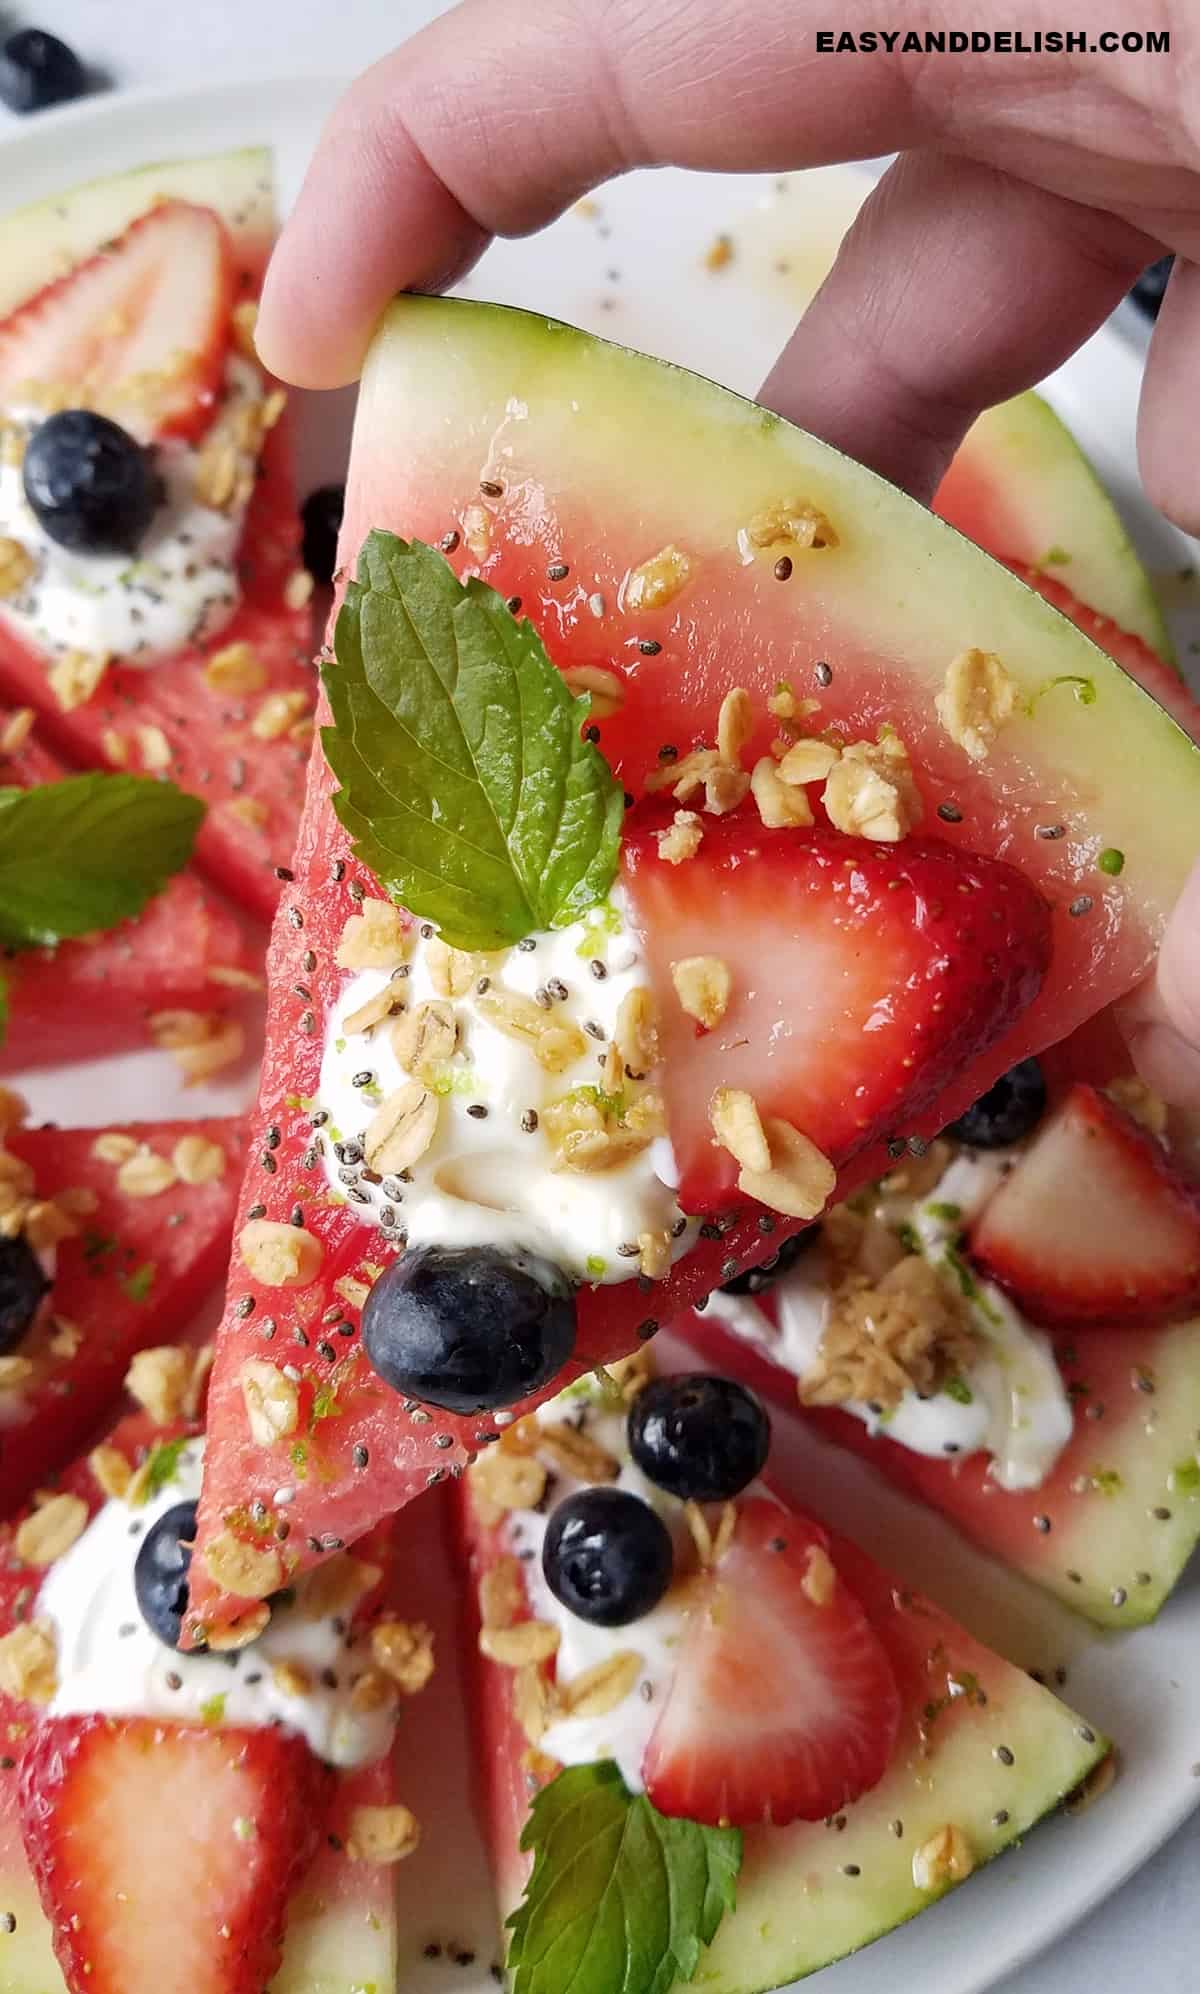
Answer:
[115,1150,178,1200]
[751,755,815,828]
[239,1219,324,1290]
[624,543,696,612]
[124,1346,191,1425]
[171,1134,226,1185]
[201,1529,285,1601]
[655,809,704,864]
[736,1116,836,1221]
[336,899,410,971]
[239,1359,300,1446]
[912,1823,975,1892]
[0,1619,57,1703]
[480,1621,562,1667]
[934,649,1017,761]
[371,1619,435,1694]
[823,733,923,842]
[346,1803,420,1865]
[710,1087,772,1176]
[14,1492,88,1568]
[562,665,625,719]
[671,954,731,1030]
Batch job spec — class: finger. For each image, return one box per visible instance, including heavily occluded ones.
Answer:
[258,0,935,386]
[758,151,1153,501]
[1137,256,1200,534]
[1117,860,1200,1110]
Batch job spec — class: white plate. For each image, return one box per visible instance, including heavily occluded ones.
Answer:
[2,72,1199,1994]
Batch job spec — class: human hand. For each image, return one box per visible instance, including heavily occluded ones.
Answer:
[259,0,1200,1101]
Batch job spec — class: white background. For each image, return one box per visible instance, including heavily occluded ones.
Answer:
[2,5,1198,1989]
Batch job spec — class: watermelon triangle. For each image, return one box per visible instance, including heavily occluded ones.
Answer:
[0,705,257,1073]
[0,1114,241,1512]
[186,296,1200,1647]
[0,151,314,925]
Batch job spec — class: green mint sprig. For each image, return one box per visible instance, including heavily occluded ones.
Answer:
[322,533,623,951]
[507,1762,741,1994]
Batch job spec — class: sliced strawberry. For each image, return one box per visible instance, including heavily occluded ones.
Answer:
[20,1714,331,1994]
[1012,560,1200,747]
[969,1081,1200,1326]
[642,1498,899,1827]
[0,201,234,443]
[621,804,1052,1214]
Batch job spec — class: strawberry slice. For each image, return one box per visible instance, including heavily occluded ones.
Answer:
[642,1498,900,1827]
[0,201,234,443]
[969,1082,1200,1326]
[20,1714,332,1994]
[621,805,1052,1214]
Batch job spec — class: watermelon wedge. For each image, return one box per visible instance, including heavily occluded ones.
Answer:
[0,705,256,1072]
[0,1405,413,1994]
[454,1364,1107,1991]
[186,297,1200,1647]
[0,150,314,923]
[0,1112,240,1514]
[935,392,1174,665]
[683,1043,1200,1627]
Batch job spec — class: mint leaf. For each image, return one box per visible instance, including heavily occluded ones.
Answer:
[507,1763,740,1994]
[322,533,624,951]
[0,774,203,949]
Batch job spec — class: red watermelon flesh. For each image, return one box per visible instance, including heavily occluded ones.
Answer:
[0,707,256,1073]
[0,1407,404,1994]
[0,1116,240,1514]
[452,1419,1106,1987]
[0,154,314,926]
[185,296,1200,1644]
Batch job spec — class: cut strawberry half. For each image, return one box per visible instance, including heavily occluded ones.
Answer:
[0,201,234,444]
[641,1498,900,1827]
[622,805,1052,1213]
[969,1082,1200,1326]
[20,1714,331,1994]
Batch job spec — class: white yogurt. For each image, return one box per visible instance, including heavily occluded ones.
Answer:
[318,889,697,1285]
[0,357,261,665]
[39,1438,394,1769]
[503,1394,694,1790]
[705,1148,1073,1492]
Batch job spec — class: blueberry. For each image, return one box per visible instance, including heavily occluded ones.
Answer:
[947,1057,1047,1149]
[23,410,162,554]
[1129,256,1174,321]
[0,1234,50,1355]
[300,483,345,586]
[361,1245,576,1414]
[0,29,87,114]
[542,1487,673,1627]
[133,1500,197,1650]
[628,1373,769,1503]
[720,1226,817,1297]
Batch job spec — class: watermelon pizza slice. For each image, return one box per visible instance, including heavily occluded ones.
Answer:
[0,1384,426,1994]
[685,1031,1200,1629]
[453,1355,1108,1994]
[0,1103,240,1514]
[0,703,257,1073]
[0,149,315,924]
[184,296,1200,1648]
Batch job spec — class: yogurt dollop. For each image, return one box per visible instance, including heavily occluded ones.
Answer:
[0,357,262,667]
[318,888,697,1285]
[705,1149,1073,1492]
[39,1438,394,1769]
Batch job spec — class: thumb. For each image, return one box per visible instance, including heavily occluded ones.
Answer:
[759,151,1151,501]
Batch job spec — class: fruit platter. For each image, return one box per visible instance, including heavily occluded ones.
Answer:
[0,84,1197,1994]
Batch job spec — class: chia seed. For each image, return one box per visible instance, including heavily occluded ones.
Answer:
[233,1295,255,1319]
[1069,895,1094,918]
[994,1745,1015,1765]
[480,479,504,498]
[548,561,569,580]
[774,555,793,581]
[1035,823,1066,841]
[637,638,662,655]
[937,801,963,824]
[353,1444,369,1468]
[467,1104,488,1120]
[815,660,833,686]
[520,1110,538,1133]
